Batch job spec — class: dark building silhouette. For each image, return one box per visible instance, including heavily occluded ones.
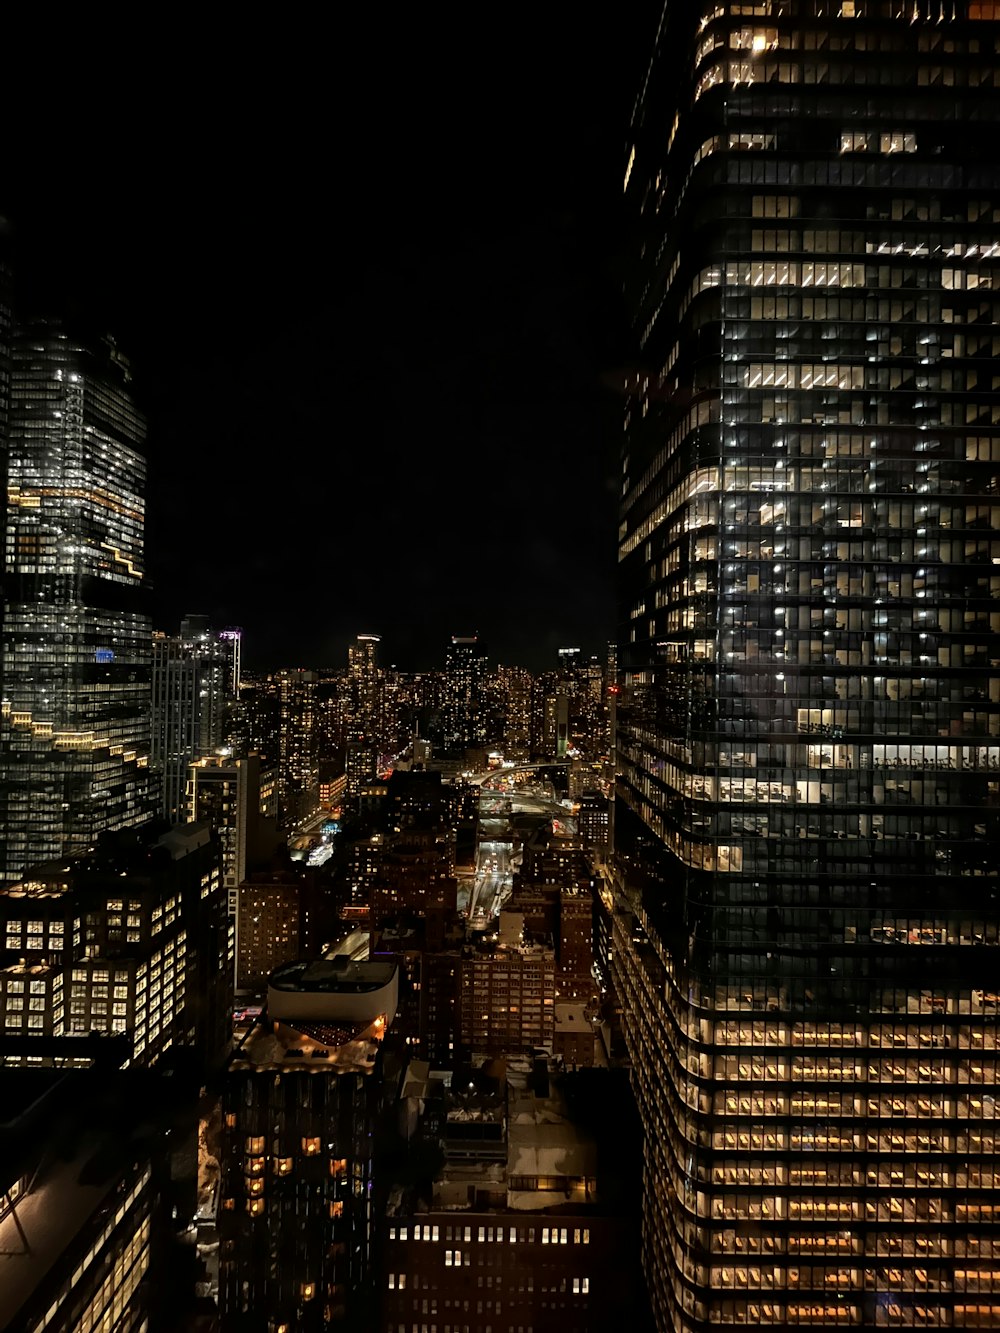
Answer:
[0,1058,205,1333]
[218,957,402,1329]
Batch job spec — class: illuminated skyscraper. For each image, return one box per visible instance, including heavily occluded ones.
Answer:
[497,663,533,758]
[443,634,487,755]
[277,667,319,826]
[613,5,1000,1329]
[346,632,381,803]
[0,323,153,883]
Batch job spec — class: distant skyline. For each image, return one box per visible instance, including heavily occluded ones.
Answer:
[2,10,661,674]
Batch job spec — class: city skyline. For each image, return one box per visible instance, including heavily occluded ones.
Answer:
[5,6,1000,1331]
[1,10,662,674]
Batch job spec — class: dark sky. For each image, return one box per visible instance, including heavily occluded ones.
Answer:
[3,10,659,674]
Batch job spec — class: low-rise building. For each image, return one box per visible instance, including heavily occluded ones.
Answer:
[552,1001,597,1069]
[382,1058,646,1332]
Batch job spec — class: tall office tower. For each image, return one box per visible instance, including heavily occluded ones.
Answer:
[151,616,232,823]
[0,323,152,884]
[614,6,1000,1330]
[346,632,382,804]
[277,667,319,826]
[442,634,488,755]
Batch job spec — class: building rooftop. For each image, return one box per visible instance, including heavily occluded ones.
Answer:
[267,956,399,1027]
[233,1016,385,1075]
[269,957,395,994]
[506,1073,595,1193]
[554,1002,592,1034]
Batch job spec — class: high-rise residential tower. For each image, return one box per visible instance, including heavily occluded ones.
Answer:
[346,632,381,803]
[151,616,233,824]
[276,667,319,826]
[443,633,487,755]
[0,323,152,883]
[613,6,1000,1330]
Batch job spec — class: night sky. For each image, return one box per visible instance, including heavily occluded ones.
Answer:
[3,10,660,674]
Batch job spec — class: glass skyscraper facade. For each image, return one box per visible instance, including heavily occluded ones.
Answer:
[612,3,1000,1328]
[0,323,152,883]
